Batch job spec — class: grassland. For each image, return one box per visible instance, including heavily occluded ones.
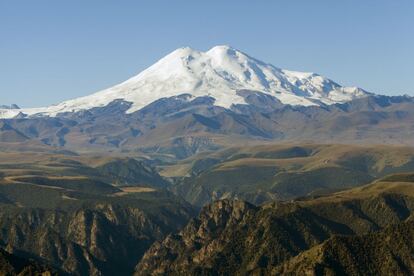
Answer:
[167,144,414,206]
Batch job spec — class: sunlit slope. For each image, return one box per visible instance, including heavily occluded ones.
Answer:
[169,144,414,206]
[137,177,414,275]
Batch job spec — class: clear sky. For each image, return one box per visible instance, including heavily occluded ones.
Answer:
[1,1,413,107]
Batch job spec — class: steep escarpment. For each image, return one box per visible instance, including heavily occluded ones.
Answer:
[0,247,55,275]
[0,151,200,275]
[136,181,414,275]
[0,192,196,276]
[136,200,258,275]
[274,220,414,275]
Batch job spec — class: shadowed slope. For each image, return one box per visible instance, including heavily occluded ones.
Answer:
[274,220,414,275]
[136,178,414,275]
[0,248,55,275]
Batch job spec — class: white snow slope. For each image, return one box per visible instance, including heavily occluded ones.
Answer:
[0,45,370,118]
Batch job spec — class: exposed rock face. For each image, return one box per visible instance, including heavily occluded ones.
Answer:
[136,190,414,275]
[0,122,29,143]
[274,220,414,275]
[0,150,197,275]
[0,200,196,275]
[0,247,55,276]
[1,95,414,159]
[136,200,257,275]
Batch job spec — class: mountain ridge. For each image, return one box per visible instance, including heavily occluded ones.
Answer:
[136,178,414,275]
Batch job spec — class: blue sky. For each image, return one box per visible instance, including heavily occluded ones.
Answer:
[1,1,413,107]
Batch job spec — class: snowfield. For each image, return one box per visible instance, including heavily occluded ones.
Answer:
[0,45,370,118]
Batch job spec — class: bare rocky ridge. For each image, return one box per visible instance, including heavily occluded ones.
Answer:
[274,220,414,275]
[0,94,414,160]
[0,155,196,275]
[1,149,414,275]
[0,198,195,275]
[0,46,411,161]
[136,178,414,275]
[0,247,55,276]
[1,46,413,276]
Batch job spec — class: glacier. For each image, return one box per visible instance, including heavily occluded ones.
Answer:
[0,45,370,119]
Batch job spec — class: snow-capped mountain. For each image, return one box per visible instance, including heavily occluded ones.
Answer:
[0,45,370,118]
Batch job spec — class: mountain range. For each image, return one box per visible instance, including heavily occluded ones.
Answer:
[136,174,414,275]
[0,45,370,119]
[0,46,413,159]
[1,144,414,275]
[1,46,414,275]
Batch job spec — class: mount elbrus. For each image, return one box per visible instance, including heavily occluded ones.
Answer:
[0,45,370,118]
[1,45,413,157]
[1,46,414,276]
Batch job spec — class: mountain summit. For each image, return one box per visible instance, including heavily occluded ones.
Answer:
[0,45,369,118]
